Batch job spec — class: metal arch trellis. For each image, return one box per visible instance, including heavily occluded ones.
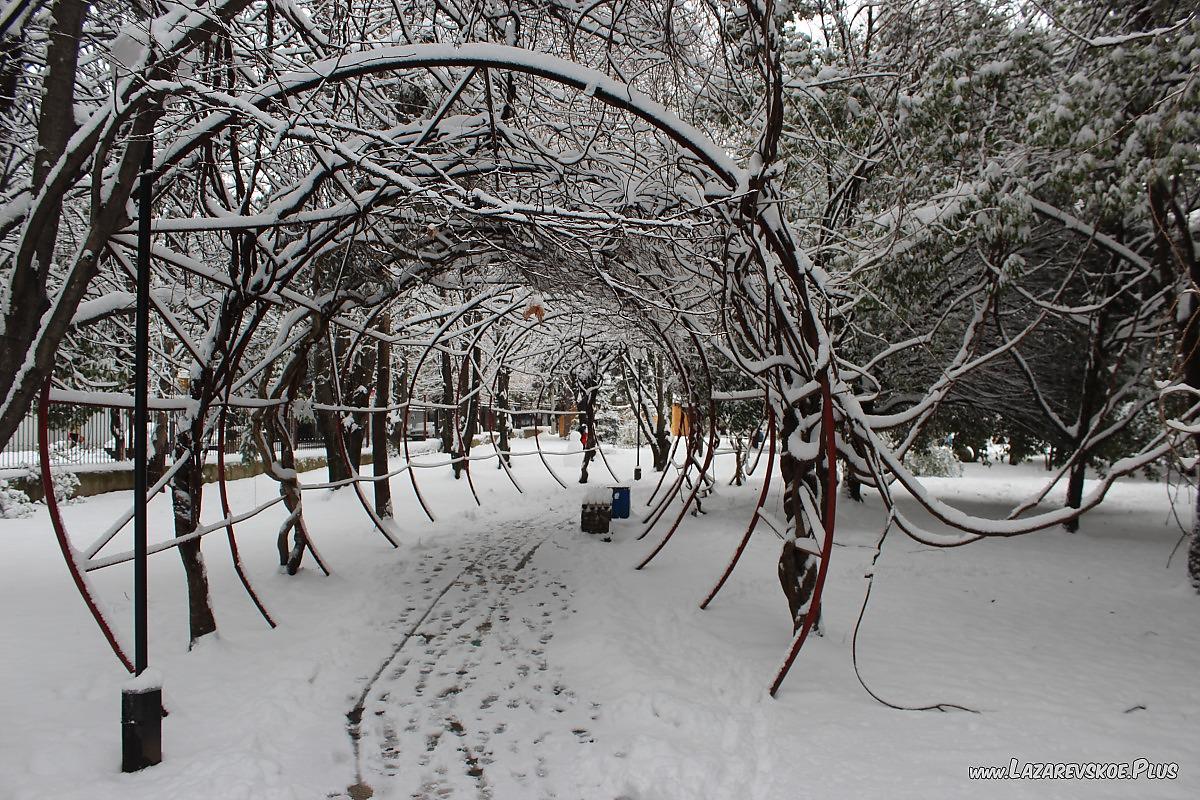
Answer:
[41,42,845,695]
[36,381,293,671]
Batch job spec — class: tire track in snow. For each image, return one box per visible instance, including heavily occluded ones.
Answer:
[339,517,597,799]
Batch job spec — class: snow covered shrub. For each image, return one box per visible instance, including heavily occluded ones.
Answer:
[20,465,81,505]
[905,444,963,478]
[0,480,35,518]
[45,469,81,504]
[615,417,639,447]
[238,428,261,467]
[593,407,622,445]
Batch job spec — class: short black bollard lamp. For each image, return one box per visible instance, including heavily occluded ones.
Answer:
[121,670,163,772]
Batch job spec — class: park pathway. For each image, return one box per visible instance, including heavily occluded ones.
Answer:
[338,514,602,800]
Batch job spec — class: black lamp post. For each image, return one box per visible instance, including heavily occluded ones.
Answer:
[122,132,162,773]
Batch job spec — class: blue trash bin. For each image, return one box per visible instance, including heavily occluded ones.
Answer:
[610,486,631,519]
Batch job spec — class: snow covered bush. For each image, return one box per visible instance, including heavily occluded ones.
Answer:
[238,428,261,467]
[905,444,963,478]
[615,416,639,448]
[19,466,81,505]
[45,470,80,504]
[593,407,622,445]
[0,480,35,519]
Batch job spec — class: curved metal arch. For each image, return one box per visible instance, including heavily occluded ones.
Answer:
[38,379,135,673]
[126,41,837,694]
[155,44,742,191]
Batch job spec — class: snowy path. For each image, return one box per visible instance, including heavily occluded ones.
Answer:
[341,516,599,800]
[2,448,1198,800]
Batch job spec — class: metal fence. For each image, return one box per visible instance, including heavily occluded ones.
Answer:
[0,399,523,472]
[0,404,336,473]
[0,407,144,471]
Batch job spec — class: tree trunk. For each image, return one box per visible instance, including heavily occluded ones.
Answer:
[1149,177,1200,589]
[253,402,311,575]
[170,422,217,645]
[252,316,329,575]
[109,408,126,461]
[496,367,511,467]
[319,332,371,479]
[454,343,480,480]
[1190,500,1200,592]
[318,410,351,482]
[1063,457,1087,533]
[0,0,84,405]
[732,440,745,486]
[274,410,310,575]
[844,459,862,502]
[391,356,409,452]
[777,406,821,634]
[440,348,456,468]
[651,366,670,471]
[372,312,392,517]
[576,377,598,484]
[148,410,169,485]
[313,346,350,483]
[0,0,248,454]
[0,29,22,123]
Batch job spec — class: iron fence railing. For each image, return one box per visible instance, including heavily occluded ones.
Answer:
[0,404,333,473]
[0,401,538,472]
[0,407,147,471]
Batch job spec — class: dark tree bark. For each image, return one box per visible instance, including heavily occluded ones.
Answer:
[0,26,22,123]
[1150,177,1200,589]
[496,367,511,467]
[372,312,392,517]
[170,419,218,644]
[391,356,409,452]
[651,359,671,472]
[171,261,272,642]
[574,371,598,484]
[316,410,351,481]
[0,0,253,454]
[253,313,332,575]
[337,331,372,471]
[0,0,87,444]
[777,406,822,634]
[452,343,481,479]
[440,348,456,467]
[313,344,351,483]
[621,354,671,472]
[308,284,343,482]
[0,0,82,359]
[148,409,169,485]
[109,408,126,461]
[1063,457,1088,533]
[316,331,372,480]
[258,403,311,575]
[1063,272,1112,532]
[844,461,863,502]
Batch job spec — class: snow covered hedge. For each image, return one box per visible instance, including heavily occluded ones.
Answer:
[9,467,81,507]
[0,480,35,519]
[904,444,964,478]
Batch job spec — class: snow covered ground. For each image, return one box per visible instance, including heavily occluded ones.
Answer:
[1,442,1197,799]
